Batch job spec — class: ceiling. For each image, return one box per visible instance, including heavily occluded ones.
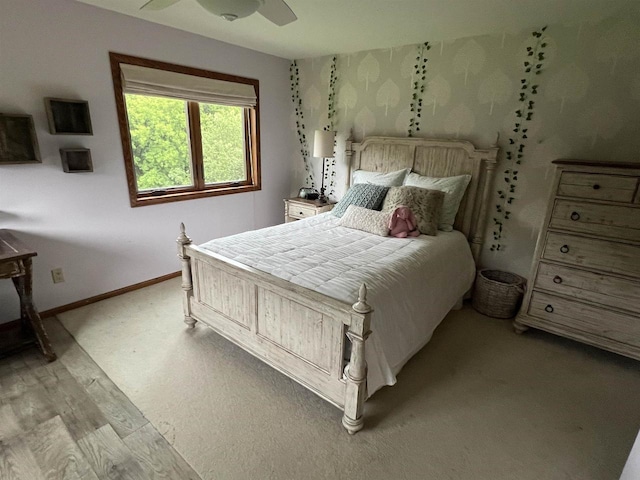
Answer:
[74,0,634,59]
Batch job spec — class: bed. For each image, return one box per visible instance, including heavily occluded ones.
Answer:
[177,136,498,434]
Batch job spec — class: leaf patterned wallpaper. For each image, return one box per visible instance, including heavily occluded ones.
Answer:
[290,11,640,277]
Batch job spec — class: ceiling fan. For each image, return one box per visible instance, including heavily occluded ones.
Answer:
[140,0,297,26]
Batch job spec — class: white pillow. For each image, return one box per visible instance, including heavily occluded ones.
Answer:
[404,173,471,231]
[338,205,390,237]
[352,168,409,187]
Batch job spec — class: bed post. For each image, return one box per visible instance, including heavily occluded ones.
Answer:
[345,129,354,192]
[470,148,499,262]
[342,284,372,435]
[177,223,196,328]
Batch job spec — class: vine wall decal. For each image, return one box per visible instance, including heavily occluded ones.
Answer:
[491,26,549,252]
[408,42,431,137]
[290,60,315,188]
[325,55,338,195]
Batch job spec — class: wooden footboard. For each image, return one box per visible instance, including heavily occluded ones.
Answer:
[177,224,372,434]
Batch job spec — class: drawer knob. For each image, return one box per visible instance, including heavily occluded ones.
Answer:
[570,211,580,221]
[545,304,554,313]
[560,245,570,253]
[592,184,600,190]
[299,211,304,215]
[553,275,563,284]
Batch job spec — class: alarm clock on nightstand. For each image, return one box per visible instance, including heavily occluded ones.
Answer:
[298,187,319,200]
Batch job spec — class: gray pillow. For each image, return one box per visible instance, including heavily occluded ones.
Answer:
[332,184,390,218]
[382,186,445,236]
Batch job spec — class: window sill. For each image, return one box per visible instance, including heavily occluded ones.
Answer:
[130,183,261,207]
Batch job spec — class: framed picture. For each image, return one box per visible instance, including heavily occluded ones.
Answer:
[44,98,93,135]
[60,148,93,173]
[0,113,42,164]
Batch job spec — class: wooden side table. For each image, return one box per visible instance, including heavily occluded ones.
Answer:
[0,230,56,361]
[284,197,335,222]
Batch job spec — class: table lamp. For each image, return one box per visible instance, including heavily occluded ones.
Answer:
[313,129,336,204]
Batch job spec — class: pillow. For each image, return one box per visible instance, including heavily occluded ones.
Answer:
[338,205,390,237]
[352,168,410,187]
[403,173,471,231]
[332,183,389,218]
[381,186,445,236]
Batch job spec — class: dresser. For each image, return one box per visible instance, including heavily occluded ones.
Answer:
[514,160,640,361]
[284,197,335,222]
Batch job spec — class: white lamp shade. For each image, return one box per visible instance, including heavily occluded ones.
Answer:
[313,130,335,158]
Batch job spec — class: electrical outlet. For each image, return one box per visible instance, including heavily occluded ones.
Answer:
[51,268,65,284]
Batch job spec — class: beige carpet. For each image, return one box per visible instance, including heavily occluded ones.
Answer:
[55,278,640,480]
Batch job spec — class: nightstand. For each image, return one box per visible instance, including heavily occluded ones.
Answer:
[284,197,335,222]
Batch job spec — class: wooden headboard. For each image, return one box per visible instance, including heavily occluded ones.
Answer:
[345,136,499,262]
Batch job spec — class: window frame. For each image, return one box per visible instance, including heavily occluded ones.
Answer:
[109,52,261,207]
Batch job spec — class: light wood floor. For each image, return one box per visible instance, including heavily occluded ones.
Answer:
[0,318,201,480]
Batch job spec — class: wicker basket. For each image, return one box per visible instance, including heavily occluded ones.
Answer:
[472,269,526,319]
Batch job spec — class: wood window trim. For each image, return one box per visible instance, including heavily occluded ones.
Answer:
[109,52,261,208]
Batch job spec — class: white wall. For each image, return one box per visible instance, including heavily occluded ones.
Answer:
[0,0,295,321]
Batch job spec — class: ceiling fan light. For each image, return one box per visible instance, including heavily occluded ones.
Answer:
[196,0,262,20]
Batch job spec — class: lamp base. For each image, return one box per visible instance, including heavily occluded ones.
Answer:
[318,187,327,204]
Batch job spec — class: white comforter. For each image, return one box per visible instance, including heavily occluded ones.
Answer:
[200,213,475,396]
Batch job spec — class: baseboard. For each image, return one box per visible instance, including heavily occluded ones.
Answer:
[40,271,180,318]
[0,318,21,331]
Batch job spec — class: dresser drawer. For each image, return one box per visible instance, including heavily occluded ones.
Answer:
[288,204,317,220]
[557,172,637,202]
[529,291,640,347]
[550,199,640,242]
[535,262,640,314]
[543,232,640,278]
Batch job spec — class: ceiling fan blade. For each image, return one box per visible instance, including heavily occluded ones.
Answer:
[258,0,297,26]
[140,0,182,10]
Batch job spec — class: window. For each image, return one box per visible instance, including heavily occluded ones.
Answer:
[109,53,260,207]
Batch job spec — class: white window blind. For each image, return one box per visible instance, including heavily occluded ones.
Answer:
[121,64,257,108]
